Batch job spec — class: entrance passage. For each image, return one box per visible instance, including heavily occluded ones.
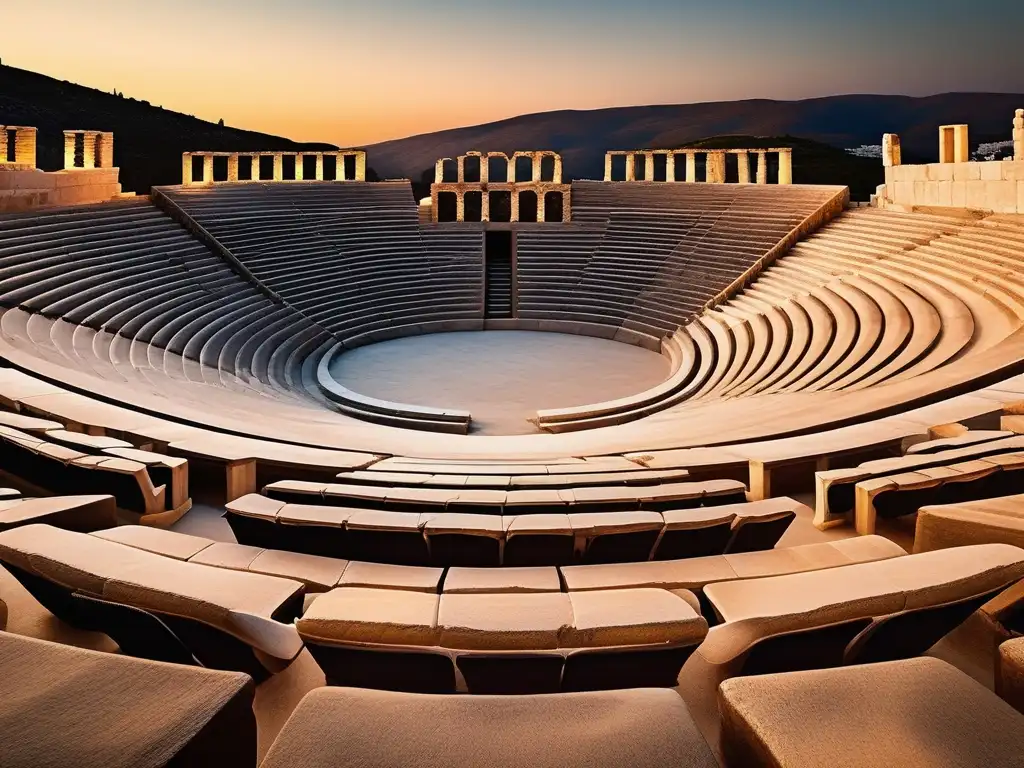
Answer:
[485,231,513,318]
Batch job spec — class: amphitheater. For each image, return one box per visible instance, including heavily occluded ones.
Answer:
[1,114,1024,766]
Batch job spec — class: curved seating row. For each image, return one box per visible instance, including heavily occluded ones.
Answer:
[0,492,116,532]
[536,207,1024,432]
[157,182,483,343]
[92,524,904,599]
[224,493,798,566]
[815,434,1024,532]
[0,200,333,409]
[913,492,1024,553]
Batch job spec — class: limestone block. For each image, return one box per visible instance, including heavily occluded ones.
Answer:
[202,154,213,184]
[456,156,465,183]
[965,180,989,210]
[706,152,726,183]
[686,153,697,183]
[884,166,895,185]
[435,158,446,184]
[625,154,636,182]
[987,180,1018,212]
[251,155,262,181]
[13,127,37,167]
[295,154,304,181]
[1018,180,1024,212]
[952,162,982,181]
[1015,109,1024,160]
[737,151,750,183]
[882,133,901,167]
[1001,160,1024,181]
[778,149,793,184]
[665,153,676,182]
[181,153,192,185]
[315,154,324,181]
[355,152,366,181]
[926,163,954,181]
[951,181,967,208]
[980,161,1004,181]
[97,133,114,169]
[81,132,97,169]
[227,155,239,182]
[893,181,915,205]
[936,180,953,207]
[913,180,928,204]
[273,154,283,182]
[63,132,76,169]
[603,153,612,182]
[644,152,654,181]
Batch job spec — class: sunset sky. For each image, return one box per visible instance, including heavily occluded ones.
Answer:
[7,0,1024,146]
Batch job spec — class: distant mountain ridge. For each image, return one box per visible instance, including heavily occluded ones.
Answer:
[366,93,1024,181]
[2,63,1021,196]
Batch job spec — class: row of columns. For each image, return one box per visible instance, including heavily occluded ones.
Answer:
[436,152,563,184]
[438,189,571,223]
[181,151,366,185]
[0,126,38,167]
[603,148,792,184]
[63,131,115,169]
[1014,109,1023,161]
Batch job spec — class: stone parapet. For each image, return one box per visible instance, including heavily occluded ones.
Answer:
[877,159,1024,213]
[603,147,794,184]
[0,166,123,212]
[181,150,366,185]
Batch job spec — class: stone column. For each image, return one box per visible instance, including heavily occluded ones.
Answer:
[182,153,192,185]
[644,152,654,181]
[666,153,676,182]
[294,154,304,181]
[81,132,97,169]
[562,189,572,222]
[435,158,446,184]
[227,154,239,182]
[552,155,562,184]
[251,154,261,181]
[510,190,520,222]
[14,127,37,167]
[97,132,114,168]
[456,155,465,183]
[532,154,542,182]
[355,152,366,181]
[1014,109,1024,161]
[685,152,696,183]
[882,134,902,167]
[64,131,77,169]
[706,151,726,183]
[202,153,214,184]
[756,151,768,184]
[315,153,324,181]
[604,153,613,181]
[0,127,7,164]
[480,191,490,222]
[455,192,465,222]
[625,154,636,181]
[430,188,439,221]
[737,151,750,183]
[507,156,516,184]
[479,155,489,184]
[778,149,793,184]
[273,154,283,181]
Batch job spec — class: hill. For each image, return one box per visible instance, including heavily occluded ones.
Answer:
[0,64,341,194]
[369,93,1024,185]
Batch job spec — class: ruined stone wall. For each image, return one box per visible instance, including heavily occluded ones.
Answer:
[602,148,793,184]
[430,151,571,223]
[181,150,366,185]
[875,113,1024,214]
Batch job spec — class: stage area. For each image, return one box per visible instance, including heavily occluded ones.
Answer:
[329,331,672,435]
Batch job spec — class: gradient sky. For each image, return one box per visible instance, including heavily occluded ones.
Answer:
[7,0,1024,146]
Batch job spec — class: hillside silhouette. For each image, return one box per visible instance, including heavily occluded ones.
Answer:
[0,64,342,193]
[371,93,1024,184]
[3,64,1020,198]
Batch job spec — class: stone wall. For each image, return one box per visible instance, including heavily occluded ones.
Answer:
[602,148,793,184]
[0,167,123,212]
[430,151,571,223]
[875,112,1024,214]
[181,150,366,185]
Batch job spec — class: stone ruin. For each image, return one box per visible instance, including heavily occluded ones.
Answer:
[430,151,571,223]
[603,147,794,184]
[63,131,115,170]
[181,150,366,185]
[0,126,38,168]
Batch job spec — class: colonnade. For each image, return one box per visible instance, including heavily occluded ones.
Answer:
[63,131,115,169]
[603,148,794,184]
[0,126,38,168]
[181,150,366,185]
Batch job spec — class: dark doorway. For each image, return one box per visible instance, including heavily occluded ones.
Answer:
[437,192,458,222]
[464,191,483,222]
[489,191,512,223]
[518,191,538,223]
[213,155,229,182]
[544,192,564,223]
[485,231,513,318]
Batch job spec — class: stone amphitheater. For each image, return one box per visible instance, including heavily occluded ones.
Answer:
[1,114,1024,766]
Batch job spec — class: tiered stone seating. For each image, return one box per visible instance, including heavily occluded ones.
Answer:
[158,182,483,344]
